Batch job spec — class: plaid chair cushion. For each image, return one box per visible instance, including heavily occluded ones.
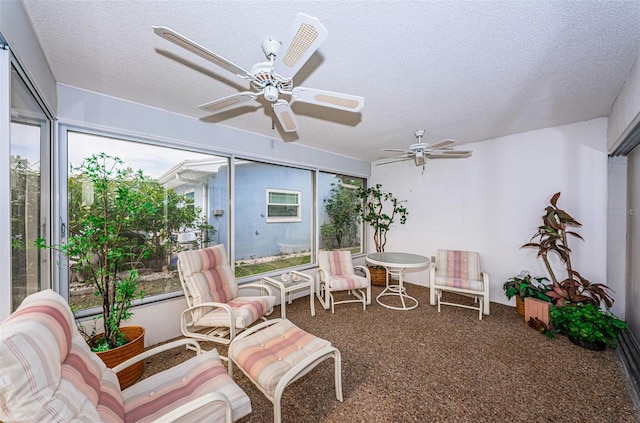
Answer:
[436,250,481,282]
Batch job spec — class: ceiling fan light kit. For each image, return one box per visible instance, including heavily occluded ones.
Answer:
[153,13,364,134]
[377,129,473,168]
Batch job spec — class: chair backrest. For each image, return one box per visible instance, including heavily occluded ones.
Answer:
[318,250,355,276]
[0,289,124,422]
[436,249,481,281]
[178,245,239,319]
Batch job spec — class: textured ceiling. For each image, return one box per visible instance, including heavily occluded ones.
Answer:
[21,0,640,162]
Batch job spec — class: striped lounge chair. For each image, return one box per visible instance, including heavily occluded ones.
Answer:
[177,244,276,345]
[317,250,371,313]
[0,289,252,422]
[429,249,490,319]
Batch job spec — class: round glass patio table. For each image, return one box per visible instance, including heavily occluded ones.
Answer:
[366,252,430,310]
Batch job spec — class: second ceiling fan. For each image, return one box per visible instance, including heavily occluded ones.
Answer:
[153,13,364,134]
[377,129,473,167]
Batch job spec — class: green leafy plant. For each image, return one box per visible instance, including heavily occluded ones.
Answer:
[522,192,614,308]
[502,273,551,302]
[548,303,627,348]
[354,184,408,252]
[320,182,361,250]
[39,153,155,350]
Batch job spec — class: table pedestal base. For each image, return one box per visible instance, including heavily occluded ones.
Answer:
[376,284,419,310]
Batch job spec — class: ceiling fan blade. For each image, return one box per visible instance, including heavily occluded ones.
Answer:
[381,148,412,153]
[272,100,299,132]
[429,139,458,150]
[272,13,328,80]
[426,150,472,158]
[198,92,257,113]
[375,157,414,165]
[153,26,251,78]
[290,87,364,112]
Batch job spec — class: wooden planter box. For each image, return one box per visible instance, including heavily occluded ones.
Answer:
[524,297,551,328]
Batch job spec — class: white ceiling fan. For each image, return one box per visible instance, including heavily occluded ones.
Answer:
[377,129,472,167]
[153,13,364,133]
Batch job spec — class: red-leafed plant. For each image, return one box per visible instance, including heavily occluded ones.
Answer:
[522,192,614,308]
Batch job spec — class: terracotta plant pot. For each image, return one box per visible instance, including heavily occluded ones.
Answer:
[93,325,145,389]
[368,266,387,287]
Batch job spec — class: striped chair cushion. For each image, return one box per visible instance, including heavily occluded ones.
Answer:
[122,348,251,422]
[436,250,481,282]
[328,275,369,291]
[195,296,276,329]
[320,251,355,276]
[434,276,484,291]
[229,320,332,398]
[178,245,239,322]
[0,289,124,423]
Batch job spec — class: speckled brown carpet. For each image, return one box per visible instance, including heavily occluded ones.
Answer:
[140,284,639,422]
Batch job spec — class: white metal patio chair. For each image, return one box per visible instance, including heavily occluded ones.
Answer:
[177,244,277,345]
[429,249,490,319]
[317,250,371,313]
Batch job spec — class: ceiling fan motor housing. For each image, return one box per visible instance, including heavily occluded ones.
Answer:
[263,85,279,102]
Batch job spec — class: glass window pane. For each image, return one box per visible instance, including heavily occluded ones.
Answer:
[10,63,50,312]
[318,173,365,254]
[67,131,229,312]
[233,160,312,278]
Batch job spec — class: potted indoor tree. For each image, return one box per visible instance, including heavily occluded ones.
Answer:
[40,153,154,388]
[522,192,625,346]
[502,272,550,315]
[354,183,408,285]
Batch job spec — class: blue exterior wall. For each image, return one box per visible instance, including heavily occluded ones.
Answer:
[215,162,313,260]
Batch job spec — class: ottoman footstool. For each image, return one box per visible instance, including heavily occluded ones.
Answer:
[228,318,343,423]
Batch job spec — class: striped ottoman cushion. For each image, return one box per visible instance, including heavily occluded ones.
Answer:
[123,348,251,422]
[229,320,332,397]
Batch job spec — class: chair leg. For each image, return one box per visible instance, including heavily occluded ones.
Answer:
[333,349,343,402]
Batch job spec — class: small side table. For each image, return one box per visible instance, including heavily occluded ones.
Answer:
[262,271,315,318]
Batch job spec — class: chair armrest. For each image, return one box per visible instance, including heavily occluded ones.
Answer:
[317,267,329,283]
[184,301,234,315]
[151,391,232,423]
[113,338,205,373]
[353,265,370,278]
[238,282,274,296]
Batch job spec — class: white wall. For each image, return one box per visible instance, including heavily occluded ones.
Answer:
[371,119,610,310]
[608,55,640,151]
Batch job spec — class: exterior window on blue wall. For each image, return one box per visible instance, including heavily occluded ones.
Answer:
[66,131,229,312]
[266,189,301,222]
[318,172,365,254]
[232,159,313,278]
